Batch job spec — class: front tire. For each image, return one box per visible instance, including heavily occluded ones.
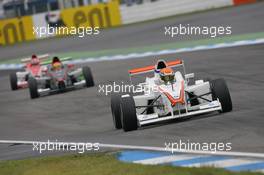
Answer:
[210,79,232,113]
[111,93,122,129]
[28,78,39,99]
[120,95,138,132]
[10,72,18,90]
[83,66,94,87]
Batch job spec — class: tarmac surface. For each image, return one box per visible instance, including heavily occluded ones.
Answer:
[0,2,263,160]
[0,43,263,160]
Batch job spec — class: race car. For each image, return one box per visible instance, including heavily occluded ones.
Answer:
[111,59,232,132]
[9,54,50,90]
[28,57,94,99]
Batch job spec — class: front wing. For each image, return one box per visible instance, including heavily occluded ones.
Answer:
[37,80,86,97]
[137,100,222,126]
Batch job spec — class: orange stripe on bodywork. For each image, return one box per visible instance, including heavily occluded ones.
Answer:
[167,60,182,67]
[159,81,185,107]
[129,65,155,74]
[129,59,182,74]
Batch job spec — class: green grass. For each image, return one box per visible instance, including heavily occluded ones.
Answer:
[0,153,262,175]
[1,32,264,65]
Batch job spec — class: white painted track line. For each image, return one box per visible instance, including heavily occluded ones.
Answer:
[186,159,262,168]
[0,140,264,158]
[134,154,205,165]
[257,169,264,173]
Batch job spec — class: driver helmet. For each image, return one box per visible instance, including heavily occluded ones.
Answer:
[160,67,175,84]
[31,54,40,65]
[51,56,62,70]
[52,61,62,70]
[52,56,61,64]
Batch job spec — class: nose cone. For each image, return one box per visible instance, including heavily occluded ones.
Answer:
[58,80,66,90]
[159,81,185,106]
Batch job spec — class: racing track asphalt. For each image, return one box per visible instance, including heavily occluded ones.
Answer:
[0,43,263,160]
[0,2,263,160]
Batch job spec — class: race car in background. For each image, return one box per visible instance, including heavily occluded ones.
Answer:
[28,57,94,99]
[111,59,232,132]
[9,54,50,91]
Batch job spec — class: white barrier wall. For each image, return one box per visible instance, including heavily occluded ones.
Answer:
[120,0,233,24]
[0,2,4,19]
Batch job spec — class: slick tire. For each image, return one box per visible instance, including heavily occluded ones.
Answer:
[10,72,18,91]
[28,77,39,99]
[120,95,138,132]
[83,66,94,87]
[111,93,122,129]
[210,78,232,113]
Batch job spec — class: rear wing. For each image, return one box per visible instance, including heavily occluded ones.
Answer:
[21,54,50,63]
[128,59,184,76]
[41,57,72,66]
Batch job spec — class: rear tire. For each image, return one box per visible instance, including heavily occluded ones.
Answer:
[10,72,18,90]
[28,78,39,99]
[210,79,232,113]
[111,93,122,129]
[83,66,94,87]
[120,95,138,132]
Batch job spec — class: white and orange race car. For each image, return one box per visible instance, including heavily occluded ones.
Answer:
[111,59,233,132]
[9,54,50,90]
